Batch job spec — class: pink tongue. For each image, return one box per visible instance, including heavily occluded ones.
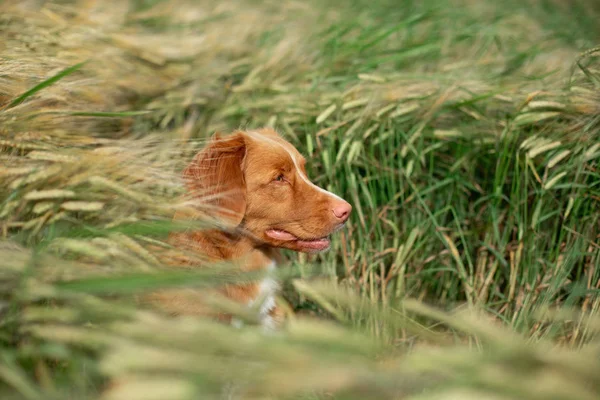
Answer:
[266,229,329,250]
[266,229,297,241]
[266,229,330,251]
[297,238,330,250]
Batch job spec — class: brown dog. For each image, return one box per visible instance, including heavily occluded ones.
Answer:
[151,128,351,329]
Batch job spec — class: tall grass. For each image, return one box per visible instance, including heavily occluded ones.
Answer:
[1,0,599,399]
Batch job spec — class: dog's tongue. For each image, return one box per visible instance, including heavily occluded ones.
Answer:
[266,229,297,241]
[296,238,330,250]
[266,229,330,251]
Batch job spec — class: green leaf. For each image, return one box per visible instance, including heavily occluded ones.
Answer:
[5,61,88,109]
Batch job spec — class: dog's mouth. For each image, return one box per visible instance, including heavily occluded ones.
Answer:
[265,229,331,251]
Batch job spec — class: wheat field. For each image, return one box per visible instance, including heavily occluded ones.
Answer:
[1,0,599,399]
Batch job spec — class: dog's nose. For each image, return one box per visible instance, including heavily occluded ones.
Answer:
[332,201,352,222]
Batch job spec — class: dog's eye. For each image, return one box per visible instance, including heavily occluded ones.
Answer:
[274,174,285,182]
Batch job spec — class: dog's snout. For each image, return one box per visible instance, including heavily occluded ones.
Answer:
[332,201,352,222]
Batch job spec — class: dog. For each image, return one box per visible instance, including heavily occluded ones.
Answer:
[150,128,351,329]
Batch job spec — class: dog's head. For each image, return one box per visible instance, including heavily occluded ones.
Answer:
[182,128,351,253]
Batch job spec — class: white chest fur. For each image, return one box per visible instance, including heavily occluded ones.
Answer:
[232,261,279,330]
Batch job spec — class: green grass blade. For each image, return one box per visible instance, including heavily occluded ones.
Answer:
[5,61,88,109]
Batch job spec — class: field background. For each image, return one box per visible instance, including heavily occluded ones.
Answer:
[1,0,600,399]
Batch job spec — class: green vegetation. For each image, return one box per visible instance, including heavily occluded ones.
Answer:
[1,0,599,399]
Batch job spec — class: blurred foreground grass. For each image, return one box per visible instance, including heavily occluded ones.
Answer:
[1,0,600,399]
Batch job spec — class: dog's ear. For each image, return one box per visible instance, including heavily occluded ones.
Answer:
[182,131,247,227]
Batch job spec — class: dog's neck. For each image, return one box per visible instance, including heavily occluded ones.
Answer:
[169,228,281,271]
